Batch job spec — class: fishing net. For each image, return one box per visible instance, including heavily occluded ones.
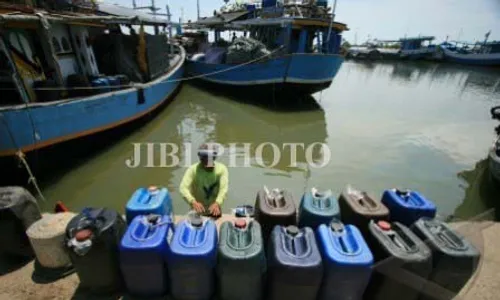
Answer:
[226,37,271,64]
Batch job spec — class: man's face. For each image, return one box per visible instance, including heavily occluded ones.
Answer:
[199,155,215,169]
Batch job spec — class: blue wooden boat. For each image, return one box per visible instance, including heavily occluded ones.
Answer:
[0,3,185,160]
[439,39,500,66]
[184,1,348,97]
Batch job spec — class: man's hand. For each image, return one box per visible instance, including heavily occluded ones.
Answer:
[191,201,205,214]
[208,203,221,217]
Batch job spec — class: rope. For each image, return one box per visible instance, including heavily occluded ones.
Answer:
[0,113,46,202]
[15,151,46,202]
[0,46,286,92]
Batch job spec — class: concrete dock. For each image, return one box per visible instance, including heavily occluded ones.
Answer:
[0,215,499,300]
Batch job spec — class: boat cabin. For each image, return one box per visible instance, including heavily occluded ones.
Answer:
[399,36,435,51]
[187,1,348,65]
[0,1,177,107]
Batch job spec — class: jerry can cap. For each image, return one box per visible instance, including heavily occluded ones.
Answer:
[330,220,344,232]
[286,225,299,236]
[377,220,391,231]
[148,185,159,193]
[189,213,203,227]
[75,229,92,241]
[234,219,247,229]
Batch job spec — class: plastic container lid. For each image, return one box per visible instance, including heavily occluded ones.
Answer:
[75,229,92,241]
[148,185,159,194]
[235,219,247,229]
[377,220,391,231]
[286,225,299,236]
[189,213,203,227]
[330,221,344,233]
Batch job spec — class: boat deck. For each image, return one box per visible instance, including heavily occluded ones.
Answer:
[0,216,499,300]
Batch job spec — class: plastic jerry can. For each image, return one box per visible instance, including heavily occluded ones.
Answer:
[364,220,432,300]
[217,219,266,300]
[119,214,174,297]
[254,187,297,247]
[107,76,120,87]
[125,186,173,224]
[338,185,389,237]
[90,78,110,94]
[166,214,218,300]
[267,225,323,300]
[381,189,436,226]
[412,218,480,300]
[316,220,373,300]
[0,187,42,258]
[299,188,340,229]
[65,207,127,293]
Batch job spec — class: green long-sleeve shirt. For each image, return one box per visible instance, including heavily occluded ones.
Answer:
[179,162,228,209]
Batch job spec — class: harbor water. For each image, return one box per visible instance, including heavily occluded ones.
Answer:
[38,61,500,220]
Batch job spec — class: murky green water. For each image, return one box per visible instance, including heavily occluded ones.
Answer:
[40,61,500,220]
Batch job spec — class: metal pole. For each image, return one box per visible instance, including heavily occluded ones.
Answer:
[197,0,200,20]
[325,0,337,52]
[167,4,173,55]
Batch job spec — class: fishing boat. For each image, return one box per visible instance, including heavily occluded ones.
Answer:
[0,2,185,161]
[184,0,348,97]
[398,36,437,60]
[438,34,500,66]
[346,43,385,60]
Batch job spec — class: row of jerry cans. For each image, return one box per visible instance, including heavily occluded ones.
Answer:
[260,185,438,243]
[65,204,480,300]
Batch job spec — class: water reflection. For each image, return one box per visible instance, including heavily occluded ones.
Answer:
[346,60,500,97]
[181,87,328,174]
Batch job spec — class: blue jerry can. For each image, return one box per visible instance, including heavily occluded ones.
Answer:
[125,186,173,224]
[90,78,110,93]
[119,214,174,297]
[267,225,323,300]
[298,188,340,229]
[166,214,218,300]
[316,221,373,300]
[381,189,436,226]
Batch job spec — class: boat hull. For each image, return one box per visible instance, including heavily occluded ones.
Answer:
[442,48,500,66]
[0,46,186,158]
[186,53,343,96]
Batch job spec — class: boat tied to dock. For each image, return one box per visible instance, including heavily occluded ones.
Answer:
[0,1,185,164]
[183,0,348,97]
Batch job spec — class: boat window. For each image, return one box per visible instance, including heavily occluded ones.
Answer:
[0,48,23,106]
[8,31,37,65]
[61,37,71,52]
[52,37,62,53]
[18,34,33,62]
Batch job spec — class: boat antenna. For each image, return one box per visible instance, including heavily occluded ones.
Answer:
[197,0,200,20]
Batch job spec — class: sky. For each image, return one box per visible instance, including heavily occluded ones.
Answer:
[105,0,500,43]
